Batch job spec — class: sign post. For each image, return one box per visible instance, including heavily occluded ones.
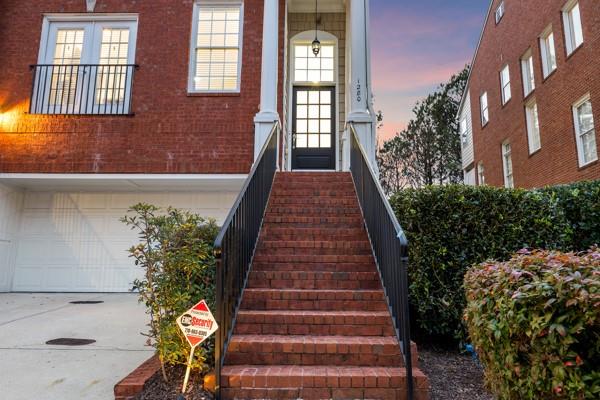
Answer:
[176,300,219,396]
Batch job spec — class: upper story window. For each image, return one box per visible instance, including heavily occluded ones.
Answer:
[562,1,584,55]
[502,142,514,188]
[30,16,138,115]
[294,44,335,83]
[572,94,597,167]
[525,100,541,154]
[495,1,505,24]
[540,28,557,78]
[521,50,535,97]
[500,65,511,105]
[188,2,243,93]
[460,117,468,147]
[480,92,489,126]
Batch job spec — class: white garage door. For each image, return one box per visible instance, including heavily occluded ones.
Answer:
[11,191,235,292]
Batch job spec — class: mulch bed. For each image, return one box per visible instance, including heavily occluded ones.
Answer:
[418,345,495,400]
[134,365,214,400]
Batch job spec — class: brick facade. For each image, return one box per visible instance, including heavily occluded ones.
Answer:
[468,0,600,188]
[0,0,285,174]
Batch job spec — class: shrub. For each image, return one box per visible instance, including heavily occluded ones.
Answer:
[539,180,600,251]
[121,203,219,380]
[464,249,600,399]
[390,184,571,342]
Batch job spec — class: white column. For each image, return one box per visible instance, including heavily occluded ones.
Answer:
[346,0,376,169]
[254,0,280,160]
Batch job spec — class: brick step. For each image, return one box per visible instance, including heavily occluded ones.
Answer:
[247,270,380,290]
[273,182,355,190]
[262,216,364,227]
[270,189,357,197]
[275,173,353,182]
[225,335,403,367]
[255,241,372,256]
[260,227,367,241]
[240,289,387,311]
[270,197,359,206]
[234,311,394,336]
[252,254,374,264]
[266,207,362,216]
[221,365,430,400]
[251,262,377,273]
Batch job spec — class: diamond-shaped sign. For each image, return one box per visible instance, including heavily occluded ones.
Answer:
[176,300,219,348]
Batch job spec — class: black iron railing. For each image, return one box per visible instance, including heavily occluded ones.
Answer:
[213,122,279,398]
[29,64,138,115]
[349,123,414,399]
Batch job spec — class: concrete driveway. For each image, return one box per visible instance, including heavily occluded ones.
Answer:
[0,293,154,400]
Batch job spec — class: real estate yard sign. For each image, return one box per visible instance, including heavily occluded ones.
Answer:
[176,300,218,394]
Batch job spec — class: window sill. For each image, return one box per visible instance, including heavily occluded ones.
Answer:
[501,98,512,108]
[528,147,542,158]
[187,92,241,97]
[566,43,584,61]
[523,89,535,102]
[542,68,557,83]
[578,158,598,171]
[481,121,489,130]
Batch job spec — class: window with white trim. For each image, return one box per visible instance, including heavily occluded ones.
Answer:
[188,2,243,92]
[540,28,557,78]
[477,162,485,186]
[495,1,505,24]
[525,100,541,154]
[480,92,489,126]
[521,50,535,97]
[572,95,597,166]
[500,65,511,105]
[563,1,584,55]
[502,142,514,188]
[460,117,468,147]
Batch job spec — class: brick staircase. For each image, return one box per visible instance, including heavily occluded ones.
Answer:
[221,172,429,400]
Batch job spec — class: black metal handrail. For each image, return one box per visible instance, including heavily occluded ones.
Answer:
[213,122,279,398]
[349,123,414,399]
[29,64,138,115]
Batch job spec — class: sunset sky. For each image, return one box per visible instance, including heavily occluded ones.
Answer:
[370,0,489,142]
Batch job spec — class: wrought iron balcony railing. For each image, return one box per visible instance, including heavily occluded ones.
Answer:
[29,64,138,115]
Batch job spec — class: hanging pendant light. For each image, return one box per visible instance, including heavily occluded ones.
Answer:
[312,0,321,56]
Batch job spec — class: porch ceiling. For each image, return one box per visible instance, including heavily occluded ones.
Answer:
[288,0,346,13]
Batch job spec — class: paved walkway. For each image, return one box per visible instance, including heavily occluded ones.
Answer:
[0,293,154,400]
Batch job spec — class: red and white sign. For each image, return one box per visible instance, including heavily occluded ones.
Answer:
[176,300,218,348]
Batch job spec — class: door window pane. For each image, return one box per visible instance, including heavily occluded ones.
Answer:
[294,44,335,83]
[50,29,85,107]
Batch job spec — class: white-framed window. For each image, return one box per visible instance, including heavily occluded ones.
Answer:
[32,16,138,115]
[540,28,557,78]
[500,65,511,105]
[521,50,535,97]
[477,162,485,186]
[294,44,335,84]
[480,92,489,126]
[188,2,243,93]
[572,94,597,167]
[502,142,514,188]
[562,1,584,55]
[495,1,505,24]
[525,100,541,154]
[460,117,468,146]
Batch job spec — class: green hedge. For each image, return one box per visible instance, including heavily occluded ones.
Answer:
[464,249,600,399]
[390,184,575,342]
[539,181,600,251]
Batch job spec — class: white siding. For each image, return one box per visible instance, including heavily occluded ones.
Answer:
[460,90,475,168]
[0,184,24,292]
[10,191,237,292]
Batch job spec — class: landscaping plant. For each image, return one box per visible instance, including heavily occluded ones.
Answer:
[390,184,572,343]
[121,203,219,381]
[464,248,600,399]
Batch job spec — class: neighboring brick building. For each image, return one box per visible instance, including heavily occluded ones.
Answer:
[0,0,378,292]
[459,0,600,188]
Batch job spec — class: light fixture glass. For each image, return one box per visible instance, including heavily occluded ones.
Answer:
[312,38,321,57]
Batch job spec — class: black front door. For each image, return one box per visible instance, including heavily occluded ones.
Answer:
[292,86,336,170]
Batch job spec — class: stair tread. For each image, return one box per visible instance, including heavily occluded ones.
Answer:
[230,334,399,344]
[238,310,390,316]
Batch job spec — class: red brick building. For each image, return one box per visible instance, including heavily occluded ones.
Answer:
[0,0,378,292]
[459,0,600,188]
